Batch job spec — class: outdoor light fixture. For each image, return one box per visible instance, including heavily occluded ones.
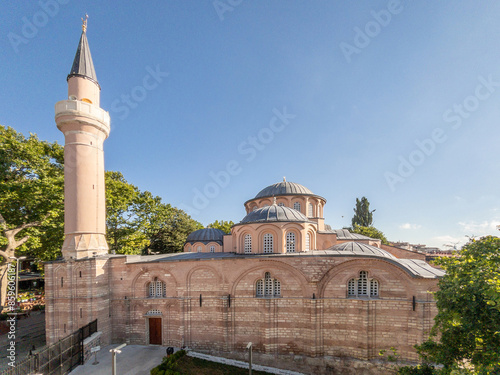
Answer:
[9,256,27,301]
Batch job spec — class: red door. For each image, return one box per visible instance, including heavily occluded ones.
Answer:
[149,318,162,345]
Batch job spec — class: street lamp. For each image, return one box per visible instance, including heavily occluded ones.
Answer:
[9,256,27,302]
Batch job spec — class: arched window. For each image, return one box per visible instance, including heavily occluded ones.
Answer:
[252,206,258,211]
[148,279,166,298]
[286,232,295,253]
[305,233,311,251]
[256,272,281,297]
[263,233,273,253]
[347,271,378,298]
[197,246,202,252]
[210,245,215,253]
[244,234,252,253]
[278,202,284,207]
[308,203,313,217]
[293,202,301,212]
[187,246,191,252]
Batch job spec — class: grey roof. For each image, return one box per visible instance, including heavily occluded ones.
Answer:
[67,31,99,86]
[186,228,225,245]
[125,246,444,279]
[329,242,396,259]
[333,229,373,240]
[237,204,312,225]
[254,181,315,199]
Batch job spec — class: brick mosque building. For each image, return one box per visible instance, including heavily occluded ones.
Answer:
[45,22,443,374]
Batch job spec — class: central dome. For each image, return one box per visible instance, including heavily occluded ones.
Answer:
[239,204,312,224]
[255,180,314,199]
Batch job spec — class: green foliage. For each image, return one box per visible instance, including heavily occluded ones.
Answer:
[0,125,65,262]
[351,224,389,244]
[351,196,375,227]
[397,364,437,375]
[150,350,186,375]
[207,220,234,234]
[415,236,500,375]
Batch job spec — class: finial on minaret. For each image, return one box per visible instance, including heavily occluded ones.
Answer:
[283,176,286,182]
[82,14,88,33]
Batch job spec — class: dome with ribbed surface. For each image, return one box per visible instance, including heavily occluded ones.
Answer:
[329,242,396,259]
[238,204,312,225]
[255,180,314,199]
[185,228,225,245]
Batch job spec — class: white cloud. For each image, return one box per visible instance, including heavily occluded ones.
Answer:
[458,220,500,234]
[399,223,421,230]
[432,235,467,249]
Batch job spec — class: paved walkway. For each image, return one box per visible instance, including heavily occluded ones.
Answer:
[69,344,167,375]
[0,311,46,371]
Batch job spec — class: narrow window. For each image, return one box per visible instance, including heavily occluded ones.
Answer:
[256,279,263,297]
[348,279,356,296]
[358,271,368,296]
[80,308,83,318]
[278,202,284,207]
[252,206,258,211]
[79,271,82,278]
[61,277,64,288]
[263,233,273,253]
[197,246,202,252]
[210,245,215,253]
[293,202,301,212]
[244,234,252,253]
[286,232,296,253]
[149,282,155,297]
[264,272,273,296]
[308,203,313,217]
[370,279,379,297]
[273,279,281,297]
[305,233,311,251]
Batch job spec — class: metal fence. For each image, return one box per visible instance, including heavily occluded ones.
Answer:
[0,319,97,375]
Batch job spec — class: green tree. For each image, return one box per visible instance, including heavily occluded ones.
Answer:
[351,224,389,244]
[416,236,500,374]
[351,196,375,227]
[207,220,234,234]
[0,125,65,305]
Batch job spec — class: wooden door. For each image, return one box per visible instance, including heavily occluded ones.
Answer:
[149,318,162,345]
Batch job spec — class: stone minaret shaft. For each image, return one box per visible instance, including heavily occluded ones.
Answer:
[55,21,110,259]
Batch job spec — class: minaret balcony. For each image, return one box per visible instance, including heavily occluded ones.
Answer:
[55,100,110,136]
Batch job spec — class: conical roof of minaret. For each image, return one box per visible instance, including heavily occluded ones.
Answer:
[67,26,99,87]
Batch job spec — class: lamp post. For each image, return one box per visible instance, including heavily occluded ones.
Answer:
[110,343,127,375]
[9,256,27,302]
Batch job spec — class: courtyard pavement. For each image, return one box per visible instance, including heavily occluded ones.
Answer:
[69,344,168,375]
[0,311,46,371]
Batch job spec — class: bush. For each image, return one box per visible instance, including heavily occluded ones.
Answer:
[150,349,186,375]
[398,364,437,375]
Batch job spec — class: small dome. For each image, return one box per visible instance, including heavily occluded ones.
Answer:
[329,242,396,259]
[239,205,312,224]
[255,180,314,199]
[185,228,225,245]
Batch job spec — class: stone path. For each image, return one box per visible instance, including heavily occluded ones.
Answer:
[0,311,46,372]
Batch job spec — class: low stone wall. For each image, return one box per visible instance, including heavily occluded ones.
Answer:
[199,349,407,375]
[83,331,102,363]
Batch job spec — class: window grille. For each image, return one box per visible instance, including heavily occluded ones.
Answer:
[293,202,301,212]
[210,246,215,253]
[256,272,281,297]
[347,271,378,298]
[308,203,313,217]
[148,280,165,298]
[197,246,202,252]
[370,279,379,297]
[146,309,162,316]
[256,279,263,296]
[264,272,273,295]
[305,233,311,251]
[244,234,252,253]
[286,232,296,252]
[358,271,368,296]
[263,233,273,253]
[348,279,356,296]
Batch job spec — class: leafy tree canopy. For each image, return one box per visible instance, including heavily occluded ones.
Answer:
[207,220,234,234]
[351,224,389,245]
[351,196,375,227]
[415,236,500,374]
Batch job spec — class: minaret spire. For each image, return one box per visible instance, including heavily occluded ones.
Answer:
[68,14,99,87]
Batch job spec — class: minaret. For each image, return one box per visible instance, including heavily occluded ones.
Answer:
[55,16,110,259]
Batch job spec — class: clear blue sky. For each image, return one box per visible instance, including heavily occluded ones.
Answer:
[2,1,499,249]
